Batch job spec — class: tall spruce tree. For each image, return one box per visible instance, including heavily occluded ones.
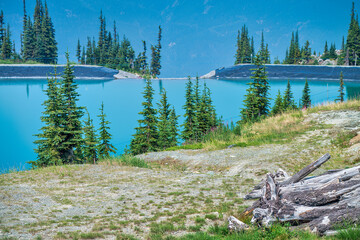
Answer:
[157,89,177,149]
[346,2,360,65]
[150,25,162,77]
[283,80,297,110]
[198,82,217,134]
[181,77,197,141]
[337,72,345,102]
[241,51,270,122]
[0,10,4,50]
[168,107,179,147]
[59,52,84,163]
[32,69,63,167]
[235,25,252,64]
[300,79,311,109]
[76,39,81,63]
[271,90,284,115]
[130,77,158,155]
[1,24,12,59]
[97,102,116,159]
[21,0,57,63]
[83,110,99,163]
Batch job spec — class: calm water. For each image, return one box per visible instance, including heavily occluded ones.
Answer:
[1,78,360,172]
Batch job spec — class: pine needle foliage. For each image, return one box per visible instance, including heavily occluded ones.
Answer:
[97,102,116,159]
[337,72,345,102]
[83,110,99,164]
[130,77,159,155]
[181,77,197,142]
[32,69,63,167]
[58,52,84,164]
[240,51,270,123]
[300,79,311,109]
[271,90,284,115]
[283,80,297,110]
[157,89,178,149]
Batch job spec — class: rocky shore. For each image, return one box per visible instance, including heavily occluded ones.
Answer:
[0,64,121,79]
[202,64,360,81]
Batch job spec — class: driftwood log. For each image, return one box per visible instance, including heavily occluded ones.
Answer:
[232,153,360,235]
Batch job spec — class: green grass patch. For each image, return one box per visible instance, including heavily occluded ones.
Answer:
[101,154,151,168]
[165,143,204,151]
[150,222,176,234]
[331,130,357,148]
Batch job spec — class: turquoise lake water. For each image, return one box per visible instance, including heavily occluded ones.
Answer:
[1,78,360,172]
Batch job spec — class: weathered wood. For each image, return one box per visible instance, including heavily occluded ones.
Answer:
[228,216,249,232]
[279,153,331,186]
[243,153,360,234]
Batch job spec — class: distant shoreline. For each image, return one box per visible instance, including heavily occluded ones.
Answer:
[0,64,119,80]
[202,64,360,81]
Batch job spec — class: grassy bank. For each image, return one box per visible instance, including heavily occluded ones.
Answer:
[172,99,360,152]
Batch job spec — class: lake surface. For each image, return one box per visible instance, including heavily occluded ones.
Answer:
[1,78,360,172]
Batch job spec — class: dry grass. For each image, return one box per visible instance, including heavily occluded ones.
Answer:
[201,99,360,151]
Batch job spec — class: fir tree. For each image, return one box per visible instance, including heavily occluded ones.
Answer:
[346,2,360,65]
[181,77,197,141]
[86,37,92,64]
[157,89,175,149]
[0,10,4,50]
[81,46,85,64]
[76,39,81,63]
[130,77,158,155]
[283,80,297,110]
[1,24,12,59]
[32,69,63,167]
[169,107,179,147]
[59,52,84,164]
[83,110,98,164]
[300,79,311,109]
[150,25,162,77]
[322,41,329,60]
[198,82,217,134]
[97,102,116,159]
[241,51,270,122]
[271,90,283,115]
[337,72,345,102]
[235,25,252,64]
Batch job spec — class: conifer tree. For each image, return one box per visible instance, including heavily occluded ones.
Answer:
[241,51,270,122]
[300,79,311,109]
[283,80,297,110]
[168,107,179,147]
[346,2,360,65]
[150,25,162,77]
[32,69,63,167]
[1,24,12,59]
[76,39,81,63]
[271,90,283,115]
[337,72,345,102]
[86,37,92,64]
[181,77,197,141]
[157,89,176,149]
[198,82,217,134]
[59,52,84,163]
[235,25,252,64]
[322,41,329,60]
[81,46,85,64]
[130,77,158,155]
[0,10,4,50]
[83,110,98,163]
[97,102,116,159]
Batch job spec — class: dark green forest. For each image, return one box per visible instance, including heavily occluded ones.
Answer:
[235,2,359,66]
